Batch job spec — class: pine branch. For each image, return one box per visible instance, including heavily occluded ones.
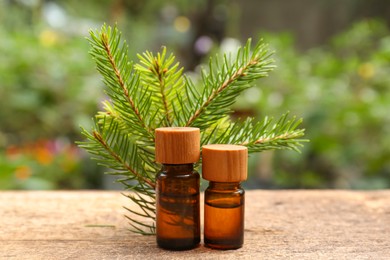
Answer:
[179,39,275,130]
[79,116,155,189]
[207,113,307,153]
[135,47,185,127]
[92,131,155,189]
[88,25,154,140]
[78,115,156,234]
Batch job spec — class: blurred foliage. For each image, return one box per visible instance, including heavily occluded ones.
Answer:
[1,0,389,190]
[0,139,102,189]
[0,1,104,189]
[0,11,100,144]
[0,27,101,143]
[239,19,390,189]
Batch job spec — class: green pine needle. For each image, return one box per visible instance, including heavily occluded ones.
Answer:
[78,24,307,235]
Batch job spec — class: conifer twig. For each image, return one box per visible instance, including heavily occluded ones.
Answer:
[180,39,275,130]
[92,130,155,189]
[186,61,256,127]
[100,33,153,136]
[135,48,184,127]
[152,57,173,125]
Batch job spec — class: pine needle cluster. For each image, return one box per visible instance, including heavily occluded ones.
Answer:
[78,24,306,235]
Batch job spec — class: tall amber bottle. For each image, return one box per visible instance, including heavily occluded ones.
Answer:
[155,127,201,250]
[202,144,248,250]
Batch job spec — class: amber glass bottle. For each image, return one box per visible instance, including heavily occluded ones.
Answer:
[202,144,248,250]
[155,127,201,250]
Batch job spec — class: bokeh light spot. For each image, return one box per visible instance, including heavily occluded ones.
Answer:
[174,16,191,33]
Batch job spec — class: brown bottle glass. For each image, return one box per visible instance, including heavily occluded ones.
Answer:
[156,164,200,250]
[204,182,244,249]
[155,127,201,250]
[202,144,248,250]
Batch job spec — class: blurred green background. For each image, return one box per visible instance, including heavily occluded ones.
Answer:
[1,0,389,190]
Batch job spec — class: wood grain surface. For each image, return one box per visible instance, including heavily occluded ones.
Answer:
[1,190,389,259]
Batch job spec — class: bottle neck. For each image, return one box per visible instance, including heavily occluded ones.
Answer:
[208,182,241,190]
[161,163,194,175]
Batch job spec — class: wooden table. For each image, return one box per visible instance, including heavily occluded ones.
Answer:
[1,190,389,259]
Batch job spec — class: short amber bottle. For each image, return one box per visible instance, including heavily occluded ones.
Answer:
[155,127,201,250]
[202,144,248,250]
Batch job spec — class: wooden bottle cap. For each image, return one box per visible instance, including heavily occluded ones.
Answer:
[155,127,200,164]
[202,144,248,182]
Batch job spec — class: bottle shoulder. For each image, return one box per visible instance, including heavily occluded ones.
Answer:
[205,188,244,208]
[205,182,244,193]
[157,170,199,179]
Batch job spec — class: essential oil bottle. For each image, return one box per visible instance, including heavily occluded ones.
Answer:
[155,127,201,250]
[202,144,248,250]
